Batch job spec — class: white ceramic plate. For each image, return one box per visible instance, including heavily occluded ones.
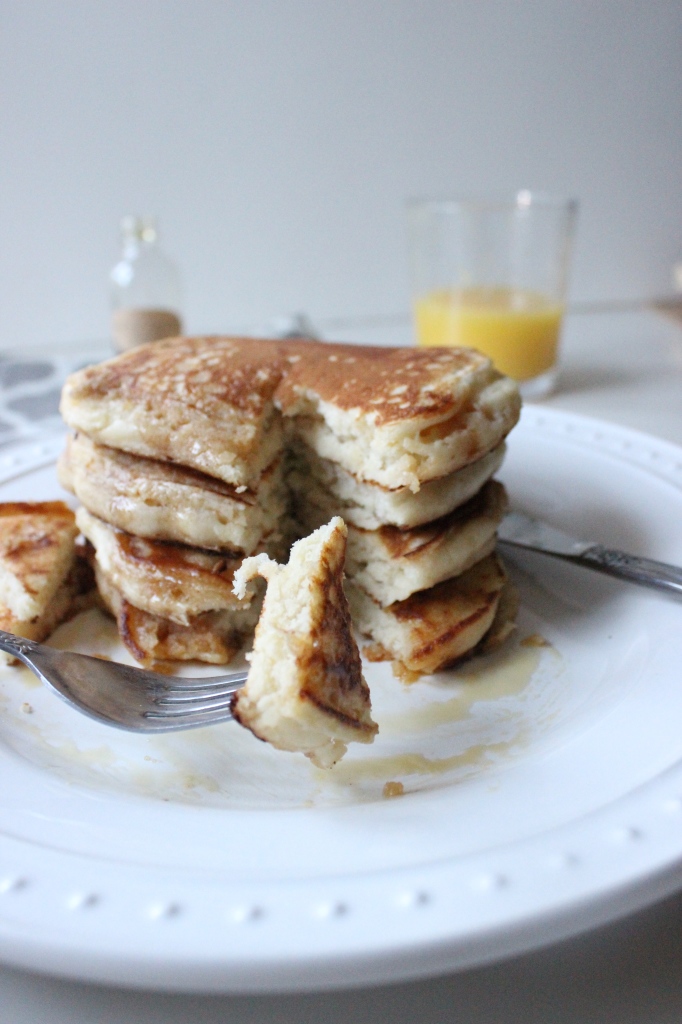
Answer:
[1,407,682,993]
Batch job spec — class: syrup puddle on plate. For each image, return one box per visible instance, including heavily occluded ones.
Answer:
[0,608,563,809]
[325,645,544,792]
[379,645,542,734]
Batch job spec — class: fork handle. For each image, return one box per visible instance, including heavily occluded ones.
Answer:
[0,629,41,661]
[576,545,682,596]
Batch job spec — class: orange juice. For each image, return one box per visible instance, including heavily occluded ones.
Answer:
[414,287,563,381]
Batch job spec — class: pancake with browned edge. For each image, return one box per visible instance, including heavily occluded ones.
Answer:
[0,501,93,657]
[61,336,520,492]
[231,518,377,768]
[61,336,287,488]
[76,507,256,626]
[345,553,511,679]
[94,562,259,666]
[59,432,289,555]
[297,480,508,606]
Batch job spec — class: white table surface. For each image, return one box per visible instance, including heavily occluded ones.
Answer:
[2,308,682,1022]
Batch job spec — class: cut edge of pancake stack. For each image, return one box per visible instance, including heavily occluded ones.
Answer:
[282,343,521,680]
[59,334,521,677]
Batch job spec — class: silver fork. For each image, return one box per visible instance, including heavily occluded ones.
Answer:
[0,629,247,732]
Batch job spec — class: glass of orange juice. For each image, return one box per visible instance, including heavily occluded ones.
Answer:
[407,192,577,399]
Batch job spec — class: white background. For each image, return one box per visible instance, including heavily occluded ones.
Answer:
[1,5,682,1014]
[0,1,681,348]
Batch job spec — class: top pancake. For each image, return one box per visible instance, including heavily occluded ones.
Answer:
[280,341,507,427]
[280,341,520,490]
[61,335,520,490]
[61,336,287,488]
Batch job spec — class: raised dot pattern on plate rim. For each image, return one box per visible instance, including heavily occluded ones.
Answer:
[0,410,681,972]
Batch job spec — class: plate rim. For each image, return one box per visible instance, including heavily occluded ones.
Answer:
[1,408,682,992]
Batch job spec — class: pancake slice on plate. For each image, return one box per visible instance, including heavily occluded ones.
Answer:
[0,501,94,658]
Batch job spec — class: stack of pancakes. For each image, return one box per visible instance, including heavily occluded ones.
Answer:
[59,335,521,675]
[283,346,519,678]
[59,338,293,665]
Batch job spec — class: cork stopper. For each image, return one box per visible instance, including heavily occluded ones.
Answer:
[112,308,182,352]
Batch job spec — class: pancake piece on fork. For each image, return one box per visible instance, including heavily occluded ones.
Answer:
[231,517,377,768]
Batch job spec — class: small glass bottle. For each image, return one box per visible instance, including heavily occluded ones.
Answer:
[110,216,183,352]
[674,253,682,293]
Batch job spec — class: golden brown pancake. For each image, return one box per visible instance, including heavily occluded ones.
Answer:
[60,336,520,491]
[60,336,521,673]
[278,340,520,491]
[231,518,377,768]
[60,336,287,487]
[77,507,256,626]
[59,432,289,555]
[94,562,259,666]
[297,480,508,606]
[0,501,94,656]
[345,553,510,678]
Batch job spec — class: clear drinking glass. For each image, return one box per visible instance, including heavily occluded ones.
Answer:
[406,191,578,399]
